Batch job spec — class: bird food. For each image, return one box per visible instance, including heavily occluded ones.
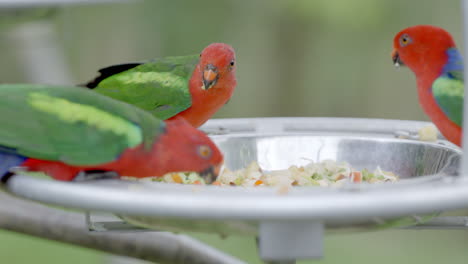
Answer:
[137,159,399,187]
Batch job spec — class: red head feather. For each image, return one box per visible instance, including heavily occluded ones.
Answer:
[392,25,456,88]
[170,43,237,127]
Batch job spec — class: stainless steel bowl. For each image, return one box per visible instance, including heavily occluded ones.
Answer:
[120,118,462,235]
[215,134,460,181]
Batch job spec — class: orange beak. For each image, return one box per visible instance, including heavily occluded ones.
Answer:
[202,64,219,90]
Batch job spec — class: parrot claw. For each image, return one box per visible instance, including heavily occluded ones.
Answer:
[1,167,28,184]
[0,172,15,184]
[74,170,120,182]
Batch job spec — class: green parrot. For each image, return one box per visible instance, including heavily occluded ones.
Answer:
[0,84,223,183]
[84,43,237,127]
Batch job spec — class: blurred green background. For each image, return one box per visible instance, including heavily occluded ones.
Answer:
[1,0,468,263]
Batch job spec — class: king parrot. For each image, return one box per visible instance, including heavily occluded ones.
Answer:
[0,84,223,183]
[84,43,237,128]
[392,25,464,146]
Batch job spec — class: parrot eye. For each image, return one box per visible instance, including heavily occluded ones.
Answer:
[197,145,212,159]
[400,34,412,47]
[230,60,235,67]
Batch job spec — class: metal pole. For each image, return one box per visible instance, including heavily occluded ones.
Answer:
[0,191,245,264]
[461,0,468,175]
[7,20,75,85]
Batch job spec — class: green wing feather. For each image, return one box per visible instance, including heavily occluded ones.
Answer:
[0,84,164,165]
[92,55,199,120]
[432,76,464,126]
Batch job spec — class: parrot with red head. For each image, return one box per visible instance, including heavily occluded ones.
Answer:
[85,43,237,128]
[392,25,464,146]
[0,84,223,183]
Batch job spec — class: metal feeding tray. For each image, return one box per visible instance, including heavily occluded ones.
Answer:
[5,117,468,262]
[120,118,461,235]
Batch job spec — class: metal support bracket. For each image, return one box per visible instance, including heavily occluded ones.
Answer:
[258,221,324,263]
[86,212,148,232]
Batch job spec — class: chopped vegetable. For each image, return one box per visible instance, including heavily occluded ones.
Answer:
[127,159,399,187]
[418,124,438,142]
[172,174,183,184]
[212,160,399,187]
[254,180,264,186]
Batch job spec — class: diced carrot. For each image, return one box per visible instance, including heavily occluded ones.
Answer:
[336,174,345,180]
[211,181,221,186]
[193,180,202,185]
[172,174,183,184]
[352,171,362,183]
[254,180,264,186]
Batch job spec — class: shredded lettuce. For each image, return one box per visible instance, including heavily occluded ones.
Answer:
[128,159,399,187]
[215,160,399,187]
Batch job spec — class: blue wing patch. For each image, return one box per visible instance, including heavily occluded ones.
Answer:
[0,151,26,182]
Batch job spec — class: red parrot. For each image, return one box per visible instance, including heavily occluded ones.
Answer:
[392,25,464,146]
[85,43,237,128]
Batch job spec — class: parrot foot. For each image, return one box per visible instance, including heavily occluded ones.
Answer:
[74,170,120,181]
[0,171,15,184]
[1,167,28,184]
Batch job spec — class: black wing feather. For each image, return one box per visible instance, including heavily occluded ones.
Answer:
[83,63,143,88]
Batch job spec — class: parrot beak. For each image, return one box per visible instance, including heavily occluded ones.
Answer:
[391,49,404,68]
[202,64,219,90]
[199,164,221,184]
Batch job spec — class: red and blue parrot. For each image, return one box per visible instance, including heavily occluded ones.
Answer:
[392,25,464,146]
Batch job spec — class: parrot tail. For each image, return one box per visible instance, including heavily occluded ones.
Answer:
[81,63,142,88]
[0,152,27,183]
